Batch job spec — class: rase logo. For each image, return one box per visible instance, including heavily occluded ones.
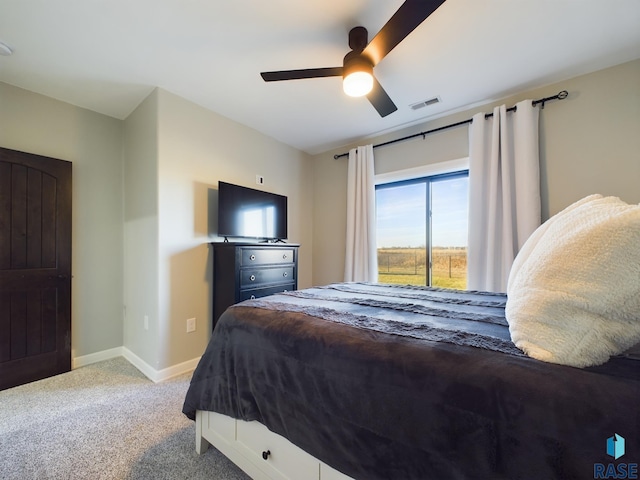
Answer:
[609,434,626,460]
[594,434,638,479]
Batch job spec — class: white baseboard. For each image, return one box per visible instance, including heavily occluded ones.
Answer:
[73,347,124,369]
[121,347,201,383]
[73,347,200,383]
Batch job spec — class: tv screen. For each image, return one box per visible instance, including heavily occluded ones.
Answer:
[217,181,288,241]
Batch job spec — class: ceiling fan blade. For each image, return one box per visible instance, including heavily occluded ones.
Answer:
[362,0,446,66]
[261,67,343,82]
[367,77,397,117]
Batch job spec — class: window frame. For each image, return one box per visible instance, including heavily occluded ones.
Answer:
[375,158,469,287]
[374,157,469,186]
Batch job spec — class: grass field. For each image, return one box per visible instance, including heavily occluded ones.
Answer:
[377,247,467,290]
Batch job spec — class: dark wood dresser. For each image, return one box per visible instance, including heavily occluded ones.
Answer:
[211,242,299,328]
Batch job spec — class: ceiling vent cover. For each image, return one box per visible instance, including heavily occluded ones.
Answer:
[410,96,441,110]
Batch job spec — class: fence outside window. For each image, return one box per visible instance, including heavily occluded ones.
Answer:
[377,247,467,290]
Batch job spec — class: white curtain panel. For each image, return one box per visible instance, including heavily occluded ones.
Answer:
[467,100,541,292]
[344,144,378,282]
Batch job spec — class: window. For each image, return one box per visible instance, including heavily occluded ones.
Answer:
[376,166,468,289]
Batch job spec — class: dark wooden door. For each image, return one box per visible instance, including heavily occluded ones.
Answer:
[0,147,72,390]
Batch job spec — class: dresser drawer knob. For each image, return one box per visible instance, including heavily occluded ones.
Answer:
[250,274,256,281]
[250,254,256,261]
[282,253,287,259]
[262,450,271,460]
[250,295,256,299]
[283,272,288,277]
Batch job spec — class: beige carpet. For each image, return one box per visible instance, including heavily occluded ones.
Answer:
[0,357,250,480]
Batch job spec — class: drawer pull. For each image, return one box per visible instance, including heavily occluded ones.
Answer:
[250,274,256,281]
[282,253,287,259]
[250,254,256,261]
[283,272,288,277]
[262,450,271,460]
[250,295,256,300]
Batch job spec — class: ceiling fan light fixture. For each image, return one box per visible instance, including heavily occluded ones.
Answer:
[342,54,373,97]
[343,71,373,97]
[261,0,446,115]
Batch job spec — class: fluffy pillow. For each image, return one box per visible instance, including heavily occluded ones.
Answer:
[506,194,640,367]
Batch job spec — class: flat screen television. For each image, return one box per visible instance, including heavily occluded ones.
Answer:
[217,181,288,241]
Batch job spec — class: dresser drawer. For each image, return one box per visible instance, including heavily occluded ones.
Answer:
[239,283,295,301]
[240,266,294,287]
[241,248,295,266]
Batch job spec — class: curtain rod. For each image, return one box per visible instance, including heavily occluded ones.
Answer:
[333,90,568,159]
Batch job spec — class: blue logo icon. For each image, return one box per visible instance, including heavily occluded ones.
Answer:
[608,434,626,460]
[594,434,637,479]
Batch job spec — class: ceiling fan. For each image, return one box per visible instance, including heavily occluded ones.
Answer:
[260,0,446,118]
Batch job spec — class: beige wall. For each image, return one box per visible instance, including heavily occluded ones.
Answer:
[310,59,640,286]
[0,81,314,373]
[0,82,125,357]
[3,58,637,372]
[154,89,313,369]
[123,90,160,367]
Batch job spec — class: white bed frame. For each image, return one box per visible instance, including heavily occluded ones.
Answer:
[195,410,353,480]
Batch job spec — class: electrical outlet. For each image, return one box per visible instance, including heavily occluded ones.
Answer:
[144,315,149,331]
[256,175,264,185]
[186,317,196,333]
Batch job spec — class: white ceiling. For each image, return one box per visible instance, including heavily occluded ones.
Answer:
[1,0,639,155]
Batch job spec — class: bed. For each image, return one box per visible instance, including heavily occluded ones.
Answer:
[184,194,640,479]
[183,282,640,480]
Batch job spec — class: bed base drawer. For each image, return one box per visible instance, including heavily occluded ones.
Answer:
[196,410,353,480]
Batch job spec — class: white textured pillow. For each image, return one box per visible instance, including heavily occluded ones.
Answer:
[506,194,640,367]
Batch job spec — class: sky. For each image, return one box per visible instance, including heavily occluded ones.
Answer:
[376,175,468,248]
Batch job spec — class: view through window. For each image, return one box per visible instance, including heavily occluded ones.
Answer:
[376,171,469,289]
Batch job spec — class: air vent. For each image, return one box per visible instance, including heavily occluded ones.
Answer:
[410,96,441,110]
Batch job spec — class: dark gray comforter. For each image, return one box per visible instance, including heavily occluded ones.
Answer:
[183,283,640,480]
